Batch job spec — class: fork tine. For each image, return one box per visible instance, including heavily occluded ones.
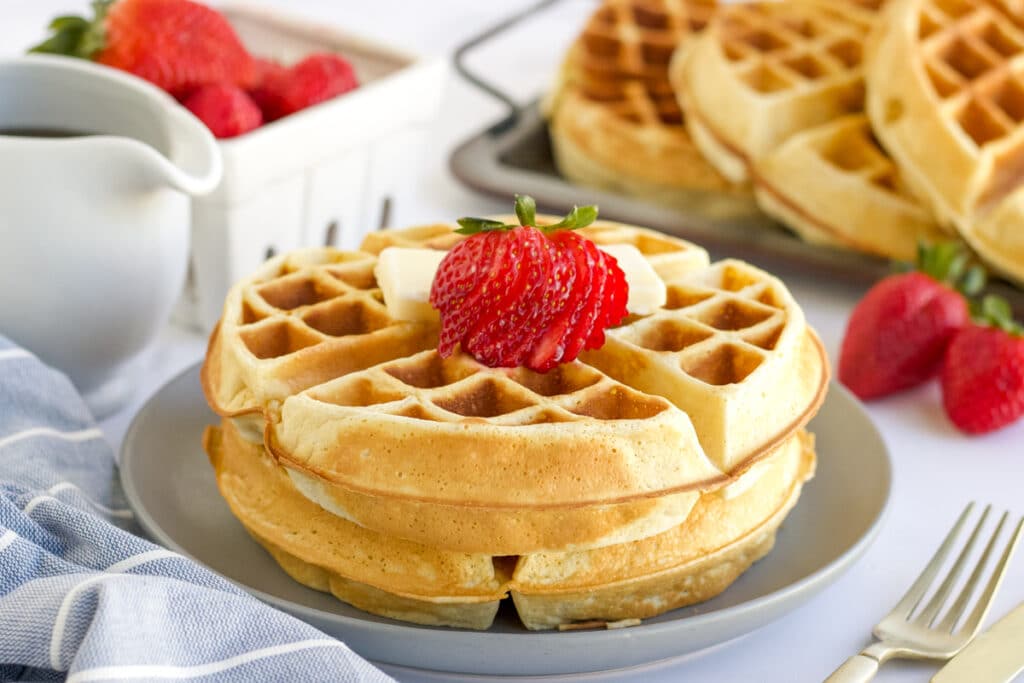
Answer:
[890,502,974,619]
[935,509,1004,631]
[955,515,1024,636]
[915,505,991,626]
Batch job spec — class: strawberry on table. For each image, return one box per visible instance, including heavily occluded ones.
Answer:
[941,297,1024,435]
[182,84,262,139]
[429,196,629,373]
[251,53,358,122]
[839,243,983,400]
[32,0,256,97]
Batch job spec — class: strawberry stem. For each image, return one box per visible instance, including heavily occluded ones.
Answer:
[455,195,599,236]
[915,241,987,297]
[971,295,1024,336]
[515,194,536,228]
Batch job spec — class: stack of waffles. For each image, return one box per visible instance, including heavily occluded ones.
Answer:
[552,0,1024,276]
[670,0,948,262]
[201,219,829,630]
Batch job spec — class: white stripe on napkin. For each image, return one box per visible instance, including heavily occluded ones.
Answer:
[0,348,33,361]
[0,427,104,452]
[64,639,345,682]
[50,549,183,669]
[0,529,18,552]
[48,482,134,519]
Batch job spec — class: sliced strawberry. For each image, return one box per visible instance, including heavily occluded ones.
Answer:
[462,228,540,366]
[499,233,575,366]
[528,233,592,370]
[432,232,505,357]
[430,196,623,372]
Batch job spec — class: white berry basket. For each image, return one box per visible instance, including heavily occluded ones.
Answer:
[175,3,447,331]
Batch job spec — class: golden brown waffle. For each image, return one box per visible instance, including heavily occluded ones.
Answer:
[207,419,814,630]
[546,0,756,213]
[512,431,815,629]
[267,348,725,508]
[754,114,949,261]
[866,0,1024,282]
[205,422,507,630]
[582,259,828,473]
[360,219,712,283]
[672,0,874,182]
[201,248,437,418]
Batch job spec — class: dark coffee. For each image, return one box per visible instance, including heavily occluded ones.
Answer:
[0,127,97,138]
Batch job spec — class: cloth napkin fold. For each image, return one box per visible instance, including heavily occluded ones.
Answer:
[0,337,393,682]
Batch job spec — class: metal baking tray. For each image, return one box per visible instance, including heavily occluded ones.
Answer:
[450,102,890,285]
[448,0,1024,309]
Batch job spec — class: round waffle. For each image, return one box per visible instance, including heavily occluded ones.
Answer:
[672,0,874,182]
[201,248,437,418]
[866,0,1024,283]
[546,0,754,214]
[206,419,815,630]
[754,114,949,261]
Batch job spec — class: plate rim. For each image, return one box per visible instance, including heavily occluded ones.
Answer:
[119,360,891,673]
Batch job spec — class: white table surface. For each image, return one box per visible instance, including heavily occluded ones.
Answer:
[7,1,1024,681]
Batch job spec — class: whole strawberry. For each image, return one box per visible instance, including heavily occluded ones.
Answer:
[251,53,358,122]
[839,243,983,400]
[32,0,256,97]
[430,196,628,372]
[941,297,1024,434]
[183,84,262,139]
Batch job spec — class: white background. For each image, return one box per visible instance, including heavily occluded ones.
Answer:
[5,1,1024,681]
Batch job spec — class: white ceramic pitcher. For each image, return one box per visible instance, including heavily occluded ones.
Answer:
[0,55,222,418]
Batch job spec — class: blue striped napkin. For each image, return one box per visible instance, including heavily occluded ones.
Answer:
[0,336,393,682]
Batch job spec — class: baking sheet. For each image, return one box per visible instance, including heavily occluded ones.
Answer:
[449,103,1024,310]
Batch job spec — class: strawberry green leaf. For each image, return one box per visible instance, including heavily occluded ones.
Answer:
[543,204,598,231]
[28,0,109,59]
[455,217,513,235]
[973,295,1024,335]
[961,265,986,297]
[515,194,536,227]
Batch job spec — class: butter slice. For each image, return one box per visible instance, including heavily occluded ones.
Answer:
[374,247,446,323]
[375,243,668,324]
[597,244,667,315]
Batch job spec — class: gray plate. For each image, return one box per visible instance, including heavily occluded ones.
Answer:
[120,362,891,676]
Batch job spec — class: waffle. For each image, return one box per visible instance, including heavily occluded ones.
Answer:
[201,248,437,418]
[205,422,506,630]
[754,114,949,261]
[512,430,815,629]
[546,0,758,215]
[866,0,1024,282]
[206,419,815,630]
[360,219,712,284]
[266,348,725,510]
[581,259,828,473]
[672,0,874,183]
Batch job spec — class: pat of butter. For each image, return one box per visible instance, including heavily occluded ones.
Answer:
[375,243,668,323]
[597,244,667,315]
[374,247,446,323]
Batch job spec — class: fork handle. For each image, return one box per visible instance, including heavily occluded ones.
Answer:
[824,654,879,683]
